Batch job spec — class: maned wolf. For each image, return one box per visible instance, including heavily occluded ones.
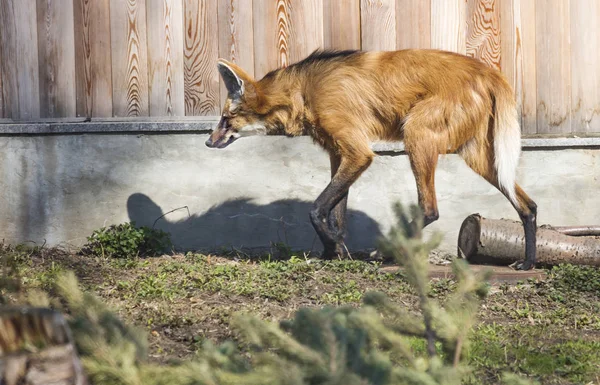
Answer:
[205,49,538,270]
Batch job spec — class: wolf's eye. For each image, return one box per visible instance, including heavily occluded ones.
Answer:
[229,102,241,115]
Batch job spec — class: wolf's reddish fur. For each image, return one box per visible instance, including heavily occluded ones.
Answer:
[207,49,538,270]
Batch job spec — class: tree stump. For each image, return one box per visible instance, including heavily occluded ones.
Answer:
[0,307,87,385]
[458,214,600,267]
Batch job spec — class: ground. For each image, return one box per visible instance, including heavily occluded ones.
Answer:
[2,245,600,385]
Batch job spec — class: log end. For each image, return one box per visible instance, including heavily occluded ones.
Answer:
[1,307,88,385]
[459,214,526,266]
[457,214,482,262]
[0,307,72,356]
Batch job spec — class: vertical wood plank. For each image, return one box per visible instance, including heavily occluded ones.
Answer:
[74,0,113,118]
[500,0,537,135]
[361,0,396,51]
[535,0,571,134]
[183,0,220,116]
[0,0,40,119]
[289,0,324,63]
[499,0,522,128]
[466,0,500,70]
[147,0,185,117]
[36,0,77,118]
[324,0,361,50]
[570,0,600,133]
[395,0,430,49]
[110,0,149,117]
[519,0,537,134]
[0,29,4,118]
[253,0,289,79]
[275,0,291,69]
[431,0,466,54]
[218,0,255,109]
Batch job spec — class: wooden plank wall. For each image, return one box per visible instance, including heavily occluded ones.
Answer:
[0,8,4,119]
[110,0,150,117]
[36,0,77,118]
[73,0,113,118]
[0,0,40,120]
[218,0,254,109]
[183,0,220,116]
[0,0,599,136]
[570,0,600,133]
[147,0,185,116]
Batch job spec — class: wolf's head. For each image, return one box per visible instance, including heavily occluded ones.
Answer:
[205,60,271,149]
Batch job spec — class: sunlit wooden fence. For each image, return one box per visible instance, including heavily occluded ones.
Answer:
[0,0,598,136]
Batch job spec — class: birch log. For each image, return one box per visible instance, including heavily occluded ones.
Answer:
[0,307,87,385]
[458,214,600,267]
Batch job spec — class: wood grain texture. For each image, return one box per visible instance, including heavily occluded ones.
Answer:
[500,0,537,134]
[275,0,291,68]
[147,0,185,117]
[431,0,466,54]
[324,0,360,50]
[518,0,537,134]
[36,0,77,118]
[253,0,289,79]
[289,0,324,63]
[110,0,149,117]
[74,0,113,118]
[218,0,255,109]
[499,0,522,129]
[0,28,3,119]
[252,0,277,79]
[535,0,571,134]
[361,0,396,51]
[0,0,40,119]
[0,0,596,138]
[395,0,430,49]
[184,0,220,116]
[570,0,600,133]
[466,0,500,70]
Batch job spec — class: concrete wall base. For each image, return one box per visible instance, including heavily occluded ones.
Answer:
[2,128,599,256]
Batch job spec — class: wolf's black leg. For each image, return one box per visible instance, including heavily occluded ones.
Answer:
[310,154,372,259]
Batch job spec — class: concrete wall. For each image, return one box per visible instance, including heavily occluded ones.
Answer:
[2,126,599,256]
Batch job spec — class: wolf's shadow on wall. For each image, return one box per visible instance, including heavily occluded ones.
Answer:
[126,193,382,256]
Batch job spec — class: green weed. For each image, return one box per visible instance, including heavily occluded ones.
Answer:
[82,222,172,259]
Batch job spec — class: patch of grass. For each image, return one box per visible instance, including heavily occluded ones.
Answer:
[269,241,294,259]
[468,323,600,384]
[82,222,172,259]
[0,243,40,278]
[548,264,600,294]
[320,279,363,305]
[29,261,66,290]
[322,259,381,274]
[428,277,457,298]
[109,258,144,270]
[134,272,189,301]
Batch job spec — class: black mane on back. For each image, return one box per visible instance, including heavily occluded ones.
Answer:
[262,49,362,80]
[299,49,361,64]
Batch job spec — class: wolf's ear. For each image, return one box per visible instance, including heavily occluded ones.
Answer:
[217,59,244,100]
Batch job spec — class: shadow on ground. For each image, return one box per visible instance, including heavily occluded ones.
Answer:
[126,193,382,257]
